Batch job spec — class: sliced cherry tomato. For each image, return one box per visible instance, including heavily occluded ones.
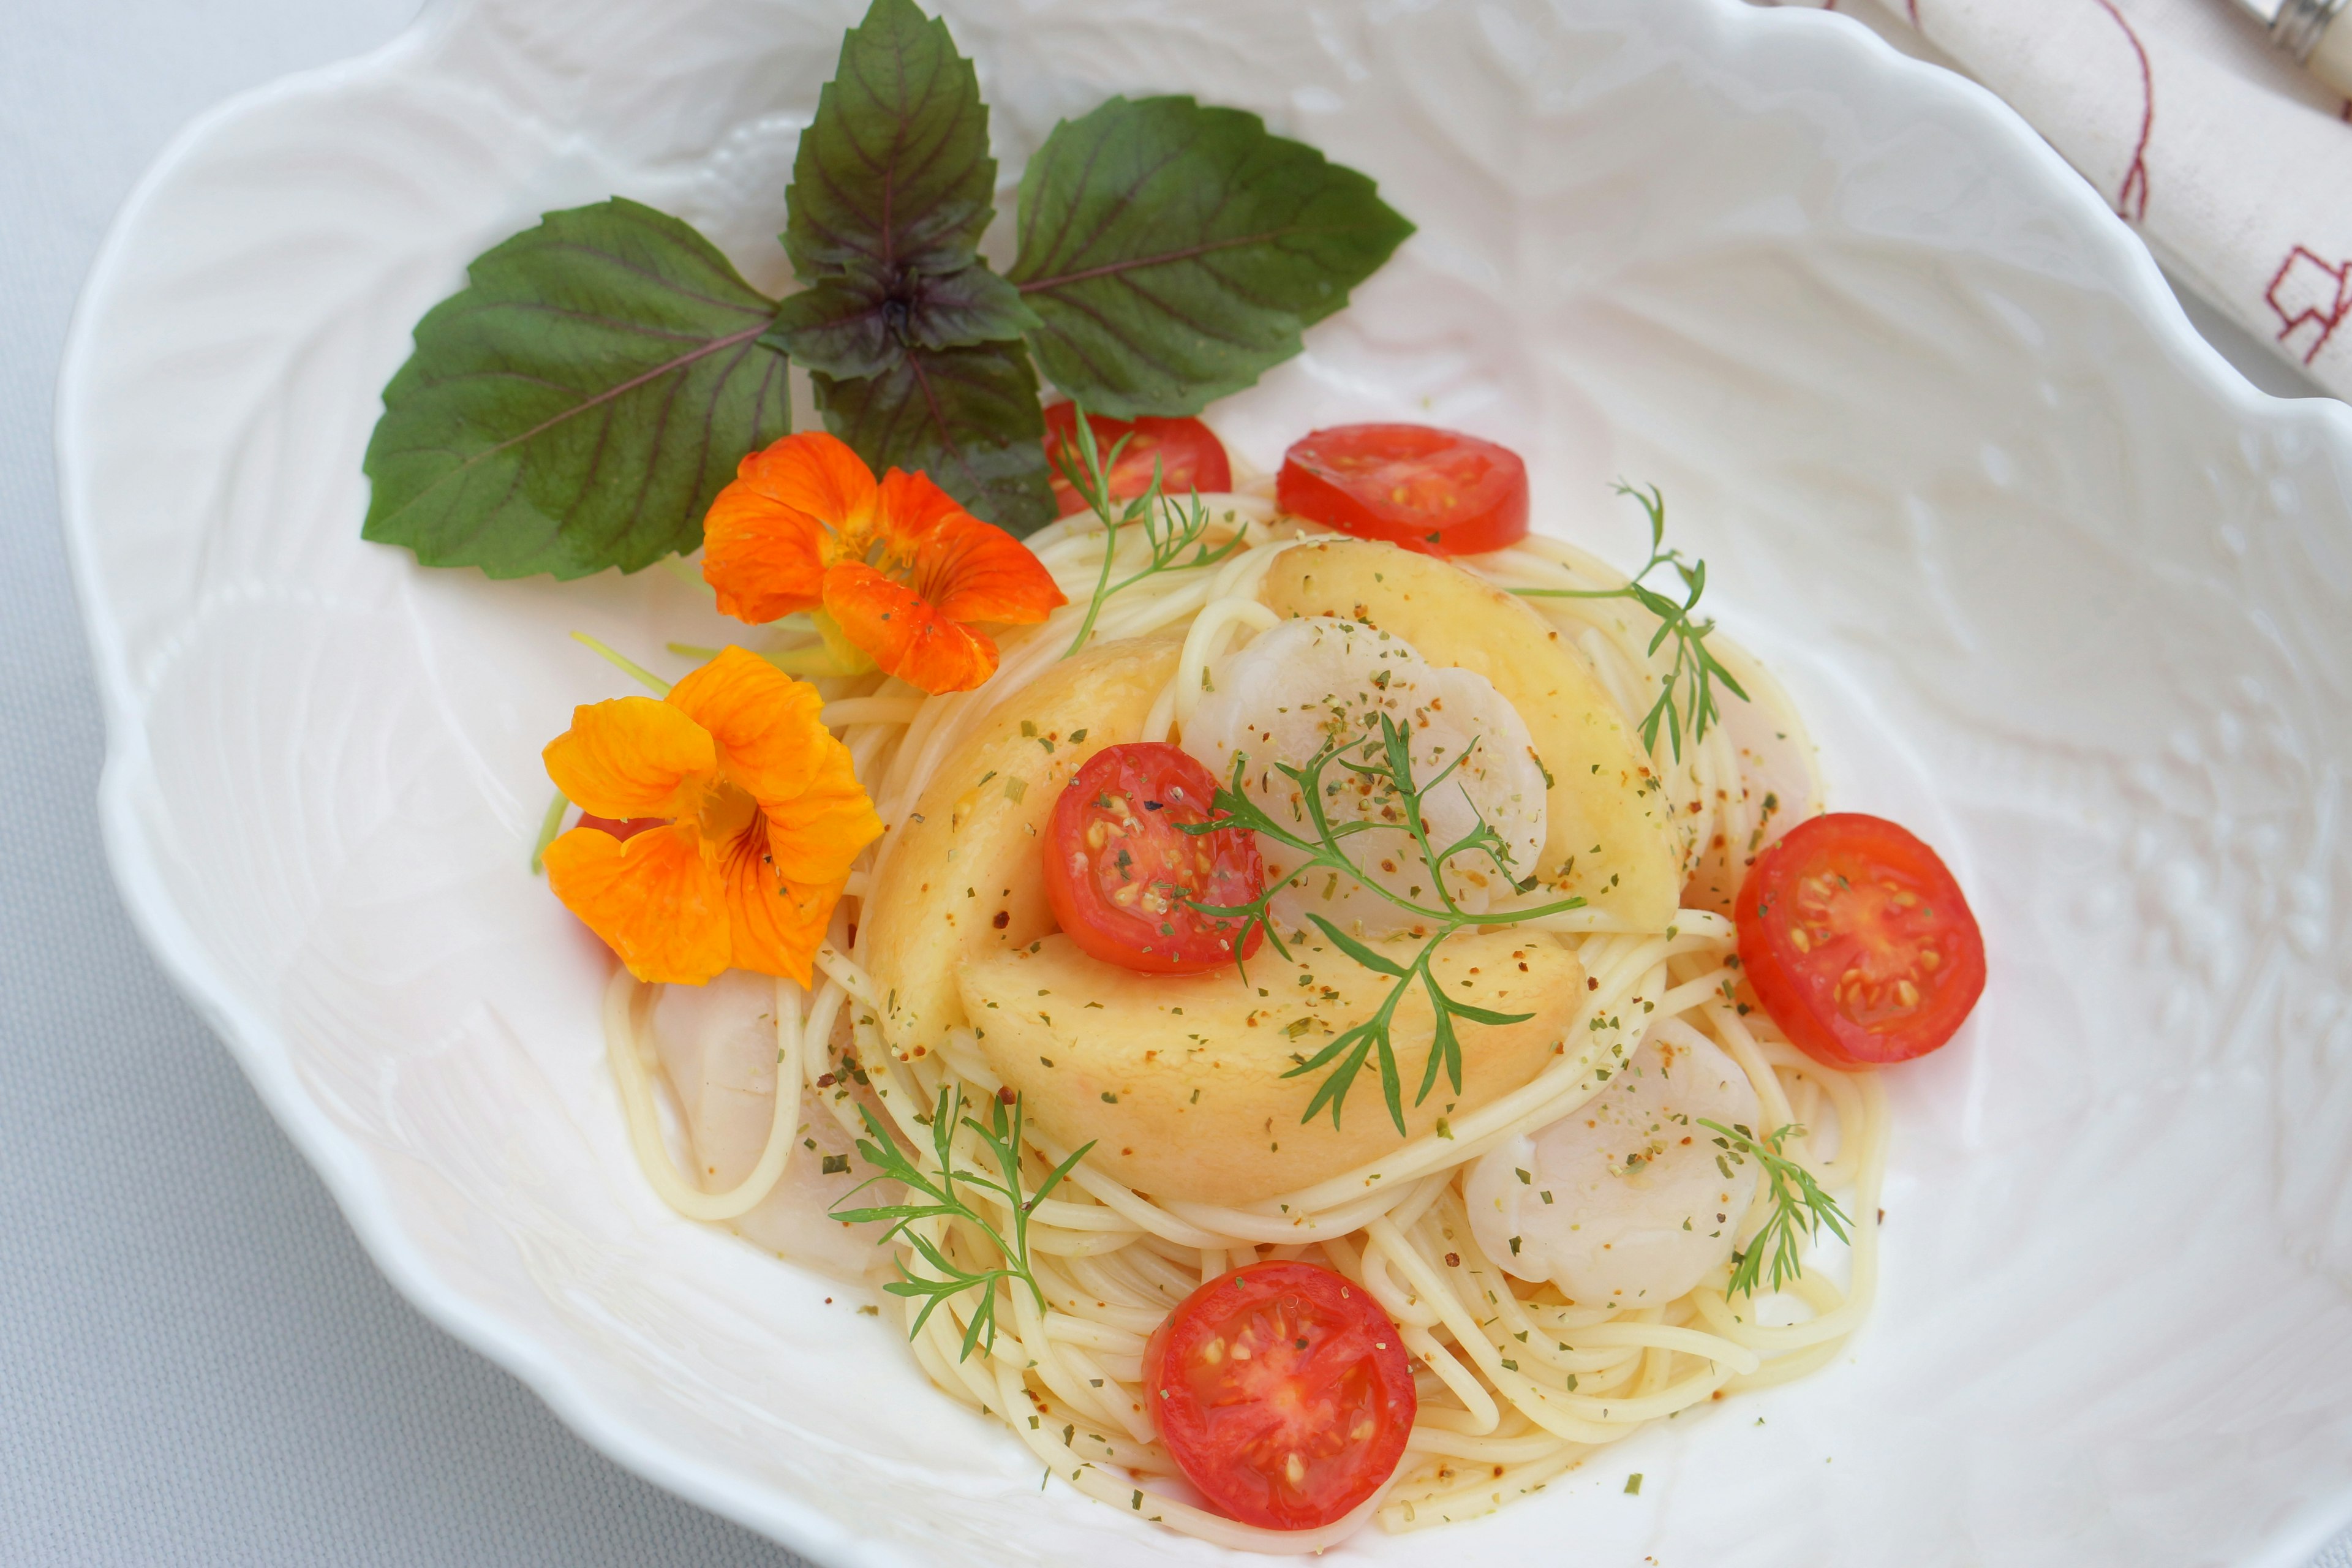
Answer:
[576,813,666,840]
[1735,812,1986,1069]
[1275,423,1528,556]
[1144,1262,1415,1531]
[1043,402,1232,518]
[1042,742,1263,974]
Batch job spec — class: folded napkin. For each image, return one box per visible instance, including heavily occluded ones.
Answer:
[1759,0,2352,400]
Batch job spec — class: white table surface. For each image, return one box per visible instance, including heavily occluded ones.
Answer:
[2,3,2343,1564]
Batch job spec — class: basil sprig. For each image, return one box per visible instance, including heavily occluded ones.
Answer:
[762,0,1054,527]
[363,0,1412,576]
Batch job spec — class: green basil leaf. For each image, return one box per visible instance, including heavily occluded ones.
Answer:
[812,342,1054,535]
[1009,96,1414,418]
[783,0,997,282]
[362,198,787,579]
[767,260,1038,381]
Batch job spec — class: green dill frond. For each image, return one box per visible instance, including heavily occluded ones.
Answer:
[1509,481,1748,761]
[1697,1118,1851,1297]
[831,1085,1091,1360]
[1183,712,1585,1136]
[1053,399,1250,658]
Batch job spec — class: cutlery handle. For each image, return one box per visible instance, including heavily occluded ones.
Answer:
[2272,0,2352,97]
[2313,17,2352,96]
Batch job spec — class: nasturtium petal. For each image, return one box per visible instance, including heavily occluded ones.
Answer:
[701,432,883,623]
[870,466,971,552]
[543,823,732,986]
[726,431,880,543]
[362,198,790,579]
[875,468,1065,627]
[823,561,1000,695]
[720,823,843,986]
[1008,96,1414,418]
[544,696,715,821]
[665,645,831,791]
[700,489,827,625]
[763,772,888,887]
[666,648,883,880]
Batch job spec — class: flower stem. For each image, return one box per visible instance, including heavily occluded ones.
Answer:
[529,789,570,874]
[570,632,672,695]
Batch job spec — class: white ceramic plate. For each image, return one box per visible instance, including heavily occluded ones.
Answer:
[58,0,2352,1562]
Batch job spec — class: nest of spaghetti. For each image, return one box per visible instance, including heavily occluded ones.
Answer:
[586,456,1947,1550]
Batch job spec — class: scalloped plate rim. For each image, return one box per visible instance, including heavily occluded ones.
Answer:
[51,1,2352,1563]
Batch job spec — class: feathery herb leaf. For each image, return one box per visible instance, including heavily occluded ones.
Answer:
[1186,714,1586,1134]
[1054,399,1251,656]
[1699,1118,1851,1297]
[1512,483,1748,761]
[832,1085,1091,1360]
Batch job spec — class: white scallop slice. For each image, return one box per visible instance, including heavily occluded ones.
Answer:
[1465,1027,1762,1308]
[1181,617,1547,941]
[649,969,896,1284]
[1683,639,1827,909]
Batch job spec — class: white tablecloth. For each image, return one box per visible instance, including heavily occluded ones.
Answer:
[1766,0,2352,405]
[0,2,2339,1564]
[0,1,807,1562]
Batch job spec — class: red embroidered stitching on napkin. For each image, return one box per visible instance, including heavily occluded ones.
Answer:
[2092,0,2154,222]
[2267,246,2351,363]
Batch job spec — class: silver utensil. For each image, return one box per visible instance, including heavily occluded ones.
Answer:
[2232,0,2352,94]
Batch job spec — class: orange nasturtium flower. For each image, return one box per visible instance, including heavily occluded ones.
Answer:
[541,647,882,987]
[701,431,1066,693]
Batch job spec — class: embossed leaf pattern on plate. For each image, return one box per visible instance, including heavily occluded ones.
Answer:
[55,1,2352,1564]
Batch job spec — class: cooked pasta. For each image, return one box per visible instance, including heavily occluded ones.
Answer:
[600,483,1888,1548]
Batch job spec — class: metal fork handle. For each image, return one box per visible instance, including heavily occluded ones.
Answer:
[2272,0,2351,60]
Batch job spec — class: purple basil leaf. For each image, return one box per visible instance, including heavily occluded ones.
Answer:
[362,197,788,579]
[1009,96,1413,418]
[782,0,997,282]
[812,342,1053,535]
[767,259,1038,381]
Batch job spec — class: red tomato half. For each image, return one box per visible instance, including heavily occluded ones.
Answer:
[1276,424,1529,556]
[1735,813,1986,1069]
[577,813,665,840]
[1042,742,1264,974]
[1144,1262,1415,1531]
[1043,403,1232,518]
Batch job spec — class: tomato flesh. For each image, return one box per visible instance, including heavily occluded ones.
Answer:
[1044,403,1232,518]
[1276,423,1529,556]
[1144,1262,1415,1531]
[1735,813,1986,1069]
[1042,742,1264,974]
